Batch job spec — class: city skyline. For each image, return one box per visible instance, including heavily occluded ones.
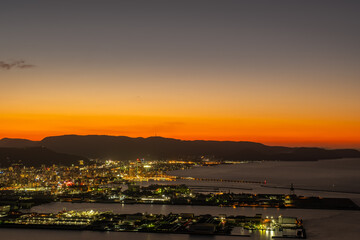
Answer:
[1,0,360,148]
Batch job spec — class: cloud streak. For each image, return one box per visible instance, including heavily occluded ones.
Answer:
[0,60,35,70]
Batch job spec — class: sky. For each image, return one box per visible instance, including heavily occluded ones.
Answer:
[1,0,360,148]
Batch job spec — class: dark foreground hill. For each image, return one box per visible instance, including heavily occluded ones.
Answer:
[0,147,88,167]
[1,135,359,162]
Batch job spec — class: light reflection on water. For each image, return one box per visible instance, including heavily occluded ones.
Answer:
[169,158,360,195]
[2,159,360,240]
[15,202,354,240]
[0,228,278,240]
[24,201,337,219]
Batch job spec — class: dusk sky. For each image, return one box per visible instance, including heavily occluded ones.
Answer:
[1,0,359,148]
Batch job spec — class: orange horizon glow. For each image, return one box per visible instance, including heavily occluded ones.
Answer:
[1,112,359,149]
[1,2,360,150]
[1,70,359,149]
[2,133,359,149]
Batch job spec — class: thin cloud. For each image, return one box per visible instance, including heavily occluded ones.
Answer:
[0,60,35,70]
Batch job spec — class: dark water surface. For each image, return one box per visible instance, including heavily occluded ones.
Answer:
[2,158,360,240]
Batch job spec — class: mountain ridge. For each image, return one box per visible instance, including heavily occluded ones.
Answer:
[1,135,359,162]
[0,146,88,167]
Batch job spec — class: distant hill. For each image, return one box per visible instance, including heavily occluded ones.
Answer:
[1,135,359,162]
[0,147,88,167]
[0,138,39,148]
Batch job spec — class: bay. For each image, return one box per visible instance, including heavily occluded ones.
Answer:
[2,158,360,240]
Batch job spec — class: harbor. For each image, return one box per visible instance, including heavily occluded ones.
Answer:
[0,209,306,238]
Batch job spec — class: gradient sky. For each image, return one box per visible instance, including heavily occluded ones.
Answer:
[1,0,360,148]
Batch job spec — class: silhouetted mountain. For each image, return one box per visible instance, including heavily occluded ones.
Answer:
[0,147,88,167]
[40,135,270,160]
[1,135,359,162]
[0,138,40,148]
